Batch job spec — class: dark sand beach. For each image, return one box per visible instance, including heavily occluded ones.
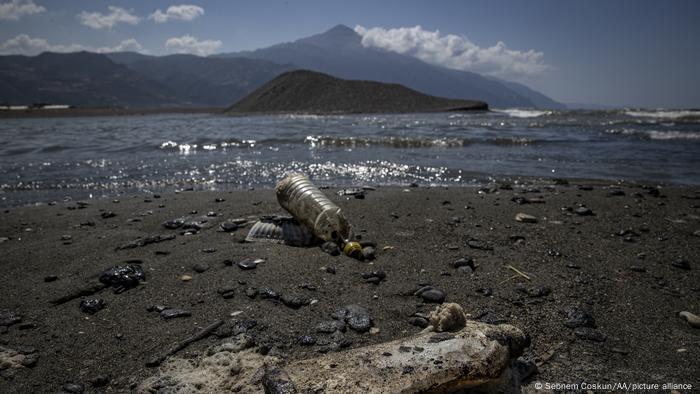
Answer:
[1,182,699,392]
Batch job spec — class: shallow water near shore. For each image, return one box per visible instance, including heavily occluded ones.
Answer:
[1,108,699,206]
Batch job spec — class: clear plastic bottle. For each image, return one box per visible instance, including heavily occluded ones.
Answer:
[276,173,362,257]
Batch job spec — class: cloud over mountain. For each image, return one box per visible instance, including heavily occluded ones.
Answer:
[0,0,44,20]
[150,4,204,23]
[165,35,221,56]
[78,6,140,30]
[0,34,145,55]
[354,25,550,79]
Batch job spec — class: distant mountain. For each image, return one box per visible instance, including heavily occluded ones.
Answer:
[226,70,488,114]
[219,25,564,109]
[0,52,183,107]
[106,53,294,106]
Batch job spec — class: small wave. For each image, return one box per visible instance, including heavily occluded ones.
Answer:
[493,109,553,118]
[624,109,700,120]
[607,128,700,140]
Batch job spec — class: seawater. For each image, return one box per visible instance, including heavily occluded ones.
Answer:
[1,109,699,205]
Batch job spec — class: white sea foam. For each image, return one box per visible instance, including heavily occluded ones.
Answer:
[494,109,552,118]
[647,130,700,140]
[624,110,700,119]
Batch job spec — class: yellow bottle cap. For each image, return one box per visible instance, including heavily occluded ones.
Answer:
[343,241,363,259]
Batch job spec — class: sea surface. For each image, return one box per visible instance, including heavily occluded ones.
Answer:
[1,108,699,206]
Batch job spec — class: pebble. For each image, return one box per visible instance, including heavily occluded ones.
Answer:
[281,294,308,309]
[320,242,340,256]
[245,288,258,299]
[162,218,184,229]
[467,239,492,250]
[44,275,58,282]
[215,198,226,202]
[476,287,493,297]
[0,311,21,327]
[332,304,372,333]
[99,265,145,291]
[671,259,691,270]
[206,211,218,217]
[414,286,446,303]
[258,288,280,300]
[515,213,537,223]
[527,286,552,298]
[325,266,336,275]
[217,288,235,299]
[574,206,594,216]
[202,248,216,254]
[60,234,72,241]
[452,257,474,270]
[362,246,376,261]
[574,327,607,342]
[100,211,116,219]
[562,305,596,328]
[219,221,238,232]
[238,259,258,270]
[315,320,346,333]
[408,316,429,328]
[79,298,105,314]
[361,270,386,284]
[193,263,210,273]
[180,274,192,282]
[298,335,317,346]
[88,375,110,387]
[62,383,85,394]
[160,309,191,320]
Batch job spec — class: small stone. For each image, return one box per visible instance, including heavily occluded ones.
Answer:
[574,327,606,342]
[333,305,372,333]
[215,198,225,202]
[325,266,336,275]
[245,288,258,299]
[671,259,691,270]
[527,286,552,298]
[629,266,646,273]
[99,265,145,290]
[574,206,594,216]
[408,316,429,328]
[415,286,446,303]
[298,335,316,346]
[281,294,308,309]
[202,248,216,253]
[219,222,238,232]
[315,320,346,333]
[563,305,595,328]
[467,239,492,250]
[160,309,191,319]
[362,246,376,261]
[62,383,85,394]
[217,288,235,299]
[60,234,72,241]
[476,287,493,297]
[452,257,474,270]
[320,242,340,256]
[258,288,280,299]
[100,211,116,219]
[193,263,210,273]
[79,298,105,314]
[238,259,258,270]
[162,218,184,229]
[44,275,58,282]
[369,327,380,335]
[515,213,537,223]
[222,259,234,266]
[0,311,22,327]
[180,275,192,282]
[207,211,218,217]
[361,270,386,284]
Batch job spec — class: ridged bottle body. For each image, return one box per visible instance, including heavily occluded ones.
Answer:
[275,173,352,243]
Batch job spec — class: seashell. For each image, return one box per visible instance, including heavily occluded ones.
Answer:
[245,216,318,246]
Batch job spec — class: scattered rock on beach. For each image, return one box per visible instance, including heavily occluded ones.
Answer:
[298,335,317,346]
[62,383,85,393]
[362,270,386,284]
[0,311,21,327]
[99,265,145,292]
[332,304,372,333]
[193,263,210,273]
[362,246,376,260]
[574,327,607,342]
[281,294,309,309]
[217,288,235,299]
[574,206,594,216]
[219,221,238,232]
[79,298,105,314]
[415,286,447,303]
[162,218,184,229]
[315,320,346,333]
[100,211,116,219]
[452,257,474,270]
[320,242,340,256]
[238,259,259,270]
[671,259,691,270]
[515,213,537,223]
[562,305,595,328]
[160,309,191,320]
[44,275,58,282]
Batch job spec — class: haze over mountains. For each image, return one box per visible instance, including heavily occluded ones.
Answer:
[0,24,563,109]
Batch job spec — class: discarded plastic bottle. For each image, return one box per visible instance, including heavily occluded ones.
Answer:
[276,173,362,258]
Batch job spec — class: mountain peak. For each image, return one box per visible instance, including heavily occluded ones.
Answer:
[298,24,361,47]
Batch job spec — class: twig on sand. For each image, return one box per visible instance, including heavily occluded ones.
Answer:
[49,282,107,305]
[146,320,224,367]
[505,264,532,281]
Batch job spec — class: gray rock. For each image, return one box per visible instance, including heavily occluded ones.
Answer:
[321,242,340,256]
[219,222,238,232]
[408,316,429,328]
[563,305,595,328]
[160,309,191,320]
[79,298,105,314]
[671,259,691,270]
[333,305,372,333]
[452,257,474,270]
[574,206,594,216]
[574,327,606,342]
[193,263,210,273]
[362,246,376,261]
[315,320,346,333]
[414,286,446,303]
[298,335,317,346]
[281,294,308,309]
[238,259,258,270]
[62,383,85,394]
[0,311,21,327]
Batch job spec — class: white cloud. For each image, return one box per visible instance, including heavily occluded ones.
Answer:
[0,0,45,20]
[165,35,221,56]
[0,34,146,56]
[78,6,140,30]
[150,4,203,23]
[354,25,550,79]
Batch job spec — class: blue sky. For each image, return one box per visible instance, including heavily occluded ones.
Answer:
[1,0,699,108]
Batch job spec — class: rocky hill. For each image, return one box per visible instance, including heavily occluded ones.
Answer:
[225,70,488,114]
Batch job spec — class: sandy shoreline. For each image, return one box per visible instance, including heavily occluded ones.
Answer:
[1,183,699,392]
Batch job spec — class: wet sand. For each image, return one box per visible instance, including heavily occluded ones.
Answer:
[1,182,699,392]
